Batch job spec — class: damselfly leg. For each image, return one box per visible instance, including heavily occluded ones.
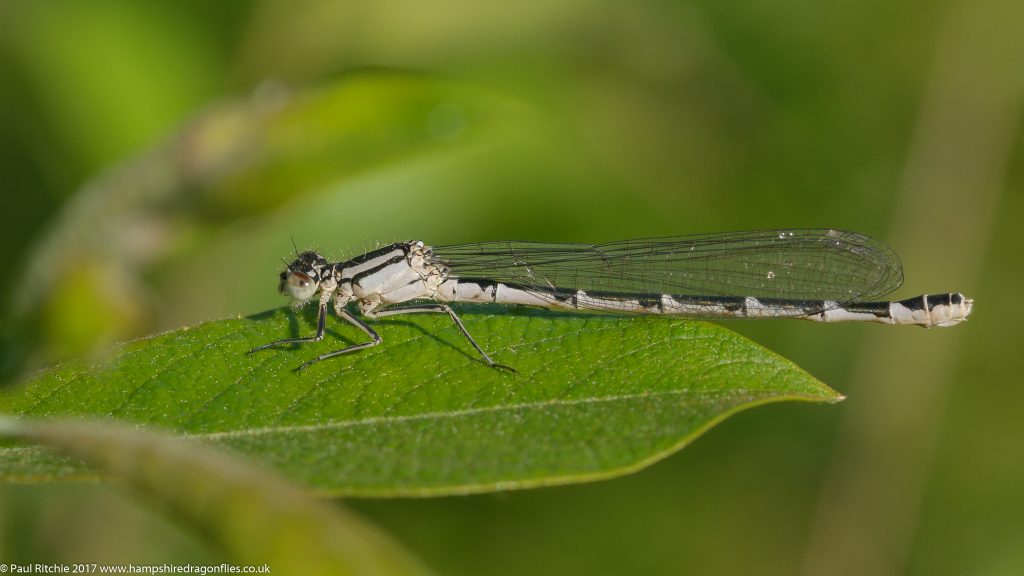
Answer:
[248,302,328,352]
[292,308,382,371]
[370,304,516,373]
[249,302,513,372]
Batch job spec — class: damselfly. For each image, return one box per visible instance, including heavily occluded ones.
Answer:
[249,229,973,371]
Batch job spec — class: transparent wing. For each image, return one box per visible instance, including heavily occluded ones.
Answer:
[432,229,904,310]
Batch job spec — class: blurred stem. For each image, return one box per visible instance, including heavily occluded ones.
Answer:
[800,0,1022,574]
[0,417,433,576]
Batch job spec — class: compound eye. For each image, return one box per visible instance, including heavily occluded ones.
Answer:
[285,271,318,301]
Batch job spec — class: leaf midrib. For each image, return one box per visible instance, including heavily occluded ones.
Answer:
[188,381,810,441]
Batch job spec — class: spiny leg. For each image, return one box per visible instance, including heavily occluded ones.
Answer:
[372,304,516,373]
[248,302,328,353]
[294,308,382,371]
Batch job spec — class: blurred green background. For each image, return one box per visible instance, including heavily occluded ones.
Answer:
[1,0,1021,574]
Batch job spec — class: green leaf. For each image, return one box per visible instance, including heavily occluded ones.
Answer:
[0,417,432,576]
[0,307,841,495]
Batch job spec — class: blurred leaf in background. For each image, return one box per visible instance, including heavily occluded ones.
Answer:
[0,417,433,576]
[5,68,525,368]
[0,0,1022,575]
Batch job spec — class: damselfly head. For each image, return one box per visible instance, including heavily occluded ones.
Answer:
[279,251,328,302]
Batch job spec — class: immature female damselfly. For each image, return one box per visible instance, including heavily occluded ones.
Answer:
[249,229,972,371]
